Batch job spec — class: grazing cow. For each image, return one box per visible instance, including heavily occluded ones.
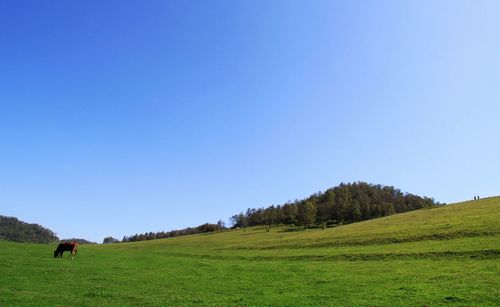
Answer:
[54,242,79,259]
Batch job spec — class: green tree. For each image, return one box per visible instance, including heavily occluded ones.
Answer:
[238,213,248,231]
[351,200,362,222]
[283,204,298,224]
[103,237,120,244]
[217,219,225,232]
[230,212,248,231]
[297,201,316,229]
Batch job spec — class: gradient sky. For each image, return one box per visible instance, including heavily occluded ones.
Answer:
[1,1,499,242]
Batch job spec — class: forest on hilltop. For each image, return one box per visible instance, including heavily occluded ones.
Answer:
[121,182,441,242]
[0,215,59,243]
[231,182,441,230]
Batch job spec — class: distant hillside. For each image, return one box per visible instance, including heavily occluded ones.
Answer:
[60,238,97,244]
[231,182,442,231]
[123,181,441,242]
[0,215,59,243]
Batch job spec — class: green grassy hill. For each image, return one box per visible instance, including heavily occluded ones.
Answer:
[1,197,499,306]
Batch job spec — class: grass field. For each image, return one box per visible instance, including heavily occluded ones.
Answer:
[1,197,499,306]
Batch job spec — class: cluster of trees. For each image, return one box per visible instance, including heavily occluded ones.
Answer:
[119,220,226,243]
[230,182,441,230]
[0,215,59,243]
[113,182,440,243]
[61,238,97,244]
[103,237,120,244]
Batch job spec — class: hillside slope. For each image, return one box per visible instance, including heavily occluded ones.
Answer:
[1,197,499,306]
[0,215,59,243]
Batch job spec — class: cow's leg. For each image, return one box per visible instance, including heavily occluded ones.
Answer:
[69,245,78,259]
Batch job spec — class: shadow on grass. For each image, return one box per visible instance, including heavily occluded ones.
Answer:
[278,227,304,233]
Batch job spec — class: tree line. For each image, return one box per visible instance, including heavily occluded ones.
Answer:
[113,182,441,243]
[61,238,97,244]
[0,215,59,243]
[230,182,441,230]
[119,220,226,243]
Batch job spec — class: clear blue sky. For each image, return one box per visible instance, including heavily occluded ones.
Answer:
[1,1,499,242]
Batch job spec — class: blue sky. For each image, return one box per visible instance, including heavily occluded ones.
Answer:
[1,1,499,242]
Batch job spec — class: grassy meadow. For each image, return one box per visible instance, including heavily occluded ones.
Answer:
[1,197,499,306]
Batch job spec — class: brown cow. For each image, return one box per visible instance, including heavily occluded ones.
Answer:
[54,242,78,259]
